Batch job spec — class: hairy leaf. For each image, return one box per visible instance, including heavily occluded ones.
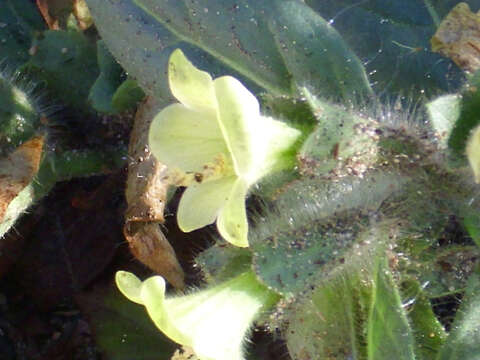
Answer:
[436,271,480,359]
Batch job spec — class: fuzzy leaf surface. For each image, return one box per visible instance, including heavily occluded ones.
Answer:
[401,279,447,359]
[367,260,416,360]
[251,172,406,295]
[436,272,480,360]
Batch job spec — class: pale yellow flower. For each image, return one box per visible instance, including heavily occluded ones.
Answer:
[116,270,279,360]
[149,49,300,247]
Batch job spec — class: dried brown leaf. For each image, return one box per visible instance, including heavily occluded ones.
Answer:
[124,96,184,289]
[431,2,480,73]
[36,0,73,30]
[0,136,44,222]
[124,222,185,289]
[36,0,58,30]
[36,0,91,30]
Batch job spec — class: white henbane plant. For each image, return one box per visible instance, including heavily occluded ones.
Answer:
[149,49,301,247]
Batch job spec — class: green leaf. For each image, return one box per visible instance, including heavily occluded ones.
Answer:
[111,78,145,112]
[88,40,125,114]
[436,271,480,360]
[21,30,99,112]
[251,172,407,295]
[463,213,480,248]
[401,279,447,359]
[285,264,372,359]
[260,93,317,133]
[85,0,219,102]
[299,90,377,175]
[0,69,42,155]
[402,244,479,299]
[85,0,372,101]
[367,259,416,360]
[267,1,372,99]
[195,242,252,284]
[448,70,480,155]
[45,146,127,182]
[285,254,416,360]
[0,0,46,68]
[304,0,480,96]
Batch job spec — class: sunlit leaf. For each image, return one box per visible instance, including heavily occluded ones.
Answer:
[437,271,480,360]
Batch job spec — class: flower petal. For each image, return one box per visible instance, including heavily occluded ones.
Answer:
[252,116,302,180]
[169,49,217,112]
[216,178,249,247]
[149,103,228,172]
[213,76,260,176]
[177,176,237,232]
[140,275,192,346]
[138,271,279,360]
[115,271,143,304]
